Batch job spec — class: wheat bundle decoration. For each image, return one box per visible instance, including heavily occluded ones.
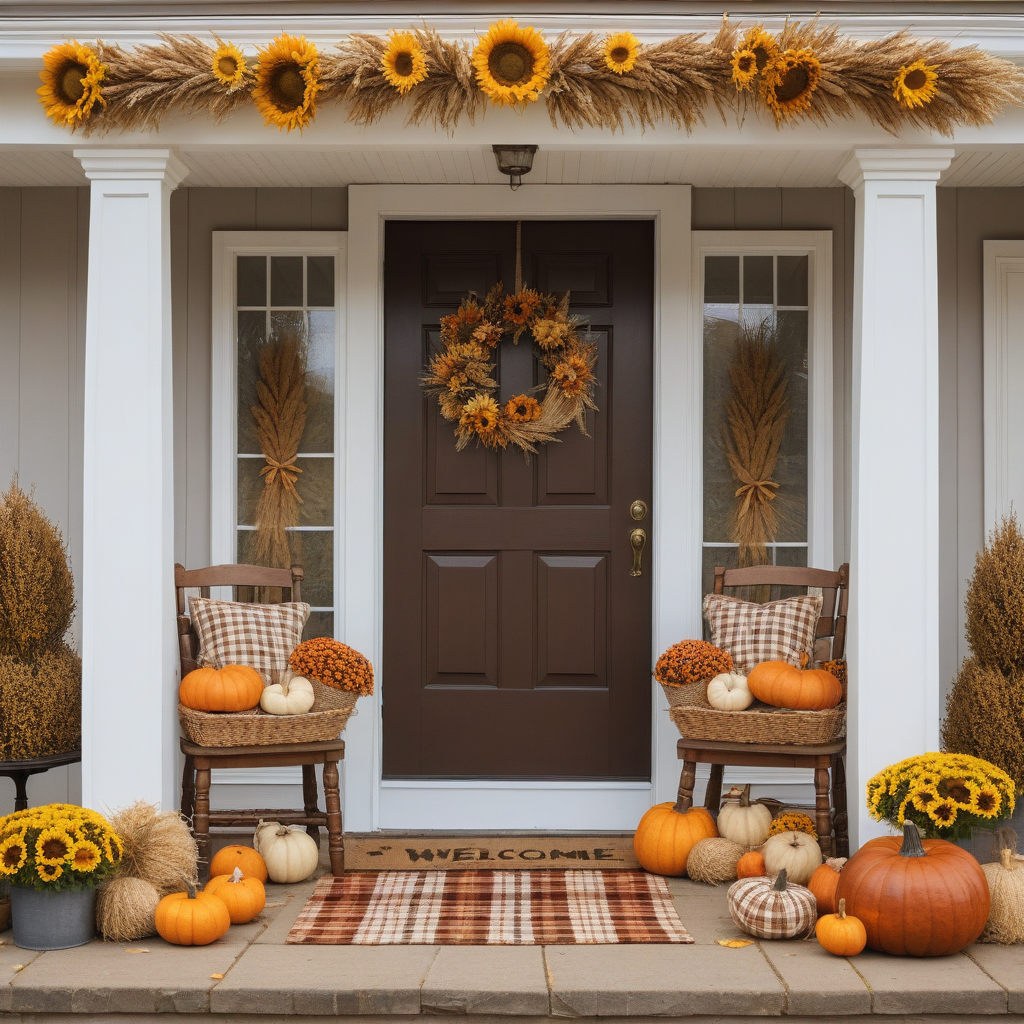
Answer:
[38,18,1024,136]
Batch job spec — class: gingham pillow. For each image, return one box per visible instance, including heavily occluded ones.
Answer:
[703,592,822,675]
[189,597,309,679]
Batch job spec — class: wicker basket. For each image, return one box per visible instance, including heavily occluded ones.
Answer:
[660,681,708,709]
[179,690,358,747]
[665,682,846,746]
[310,678,357,711]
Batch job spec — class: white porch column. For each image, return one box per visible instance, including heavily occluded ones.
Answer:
[75,148,187,813]
[839,148,953,847]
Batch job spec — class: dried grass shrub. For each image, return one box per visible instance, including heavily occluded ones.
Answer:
[0,476,75,660]
[108,801,198,897]
[687,837,747,885]
[0,645,81,760]
[96,876,161,941]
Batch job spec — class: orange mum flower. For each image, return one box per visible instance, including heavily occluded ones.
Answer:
[289,637,374,696]
[655,639,733,687]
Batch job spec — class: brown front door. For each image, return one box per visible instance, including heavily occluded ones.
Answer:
[383,220,653,779]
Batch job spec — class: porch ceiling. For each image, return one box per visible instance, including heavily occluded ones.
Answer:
[2,144,1023,189]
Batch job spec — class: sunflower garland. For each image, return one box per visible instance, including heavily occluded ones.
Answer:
[36,19,1024,137]
[37,40,107,128]
[422,284,599,457]
[253,33,321,131]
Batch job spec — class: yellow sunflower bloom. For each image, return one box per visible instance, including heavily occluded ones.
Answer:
[731,49,758,91]
[37,862,62,882]
[551,353,596,399]
[212,41,247,90]
[0,834,27,875]
[927,798,958,826]
[911,787,939,814]
[381,31,428,95]
[973,786,1002,818]
[761,48,821,122]
[69,839,102,873]
[460,394,502,438]
[35,828,74,866]
[603,32,640,75]
[253,34,321,132]
[505,394,542,422]
[472,20,550,107]
[37,40,107,128]
[893,60,939,110]
[740,26,779,74]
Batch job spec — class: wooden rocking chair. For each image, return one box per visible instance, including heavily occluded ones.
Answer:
[175,563,344,879]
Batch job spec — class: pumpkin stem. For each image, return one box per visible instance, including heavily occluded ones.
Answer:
[1001,848,1017,871]
[276,826,291,837]
[186,880,197,900]
[899,820,927,858]
[837,897,847,919]
[739,784,750,808]
[773,868,789,891]
[230,866,244,884]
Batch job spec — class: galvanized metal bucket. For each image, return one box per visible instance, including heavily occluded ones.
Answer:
[10,885,96,950]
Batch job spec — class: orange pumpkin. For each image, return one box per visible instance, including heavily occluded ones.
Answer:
[179,664,264,712]
[736,850,767,879]
[209,844,268,883]
[815,897,866,956]
[206,867,266,924]
[633,802,718,876]
[747,661,842,711]
[808,858,846,915]
[155,881,230,946]
[837,821,990,956]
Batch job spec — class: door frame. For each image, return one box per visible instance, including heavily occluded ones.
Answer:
[345,185,694,831]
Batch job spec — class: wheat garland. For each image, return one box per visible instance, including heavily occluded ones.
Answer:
[41,18,1024,137]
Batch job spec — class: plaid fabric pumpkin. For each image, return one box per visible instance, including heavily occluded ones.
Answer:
[727,869,817,939]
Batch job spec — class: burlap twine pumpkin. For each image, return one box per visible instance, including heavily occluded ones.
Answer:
[687,837,747,885]
[982,832,1024,944]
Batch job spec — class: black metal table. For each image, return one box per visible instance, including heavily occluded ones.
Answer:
[0,750,82,810]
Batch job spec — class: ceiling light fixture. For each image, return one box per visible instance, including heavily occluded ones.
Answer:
[492,144,538,190]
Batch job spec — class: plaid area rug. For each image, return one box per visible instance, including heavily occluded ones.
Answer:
[287,870,692,945]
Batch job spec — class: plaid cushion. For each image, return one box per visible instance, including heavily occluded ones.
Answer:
[727,876,817,939]
[189,597,309,679]
[703,592,823,674]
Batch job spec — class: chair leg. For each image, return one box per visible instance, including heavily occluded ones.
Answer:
[675,758,697,812]
[323,760,344,875]
[832,753,849,858]
[194,767,212,881]
[181,755,195,826]
[704,764,725,813]
[814,759,833,857]
[302,764,321,851]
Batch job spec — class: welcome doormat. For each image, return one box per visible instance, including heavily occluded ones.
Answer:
[344,834,640,871]
[286,870,692,945]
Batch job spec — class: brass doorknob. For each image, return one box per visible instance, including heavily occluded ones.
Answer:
[630,499,648,522]
[629,528,647,577]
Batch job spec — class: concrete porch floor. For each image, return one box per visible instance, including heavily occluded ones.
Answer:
[1,842,1023,1023]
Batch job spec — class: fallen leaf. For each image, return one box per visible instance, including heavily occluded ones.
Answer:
[210,973,224,980]
[124,948,150,954]
[11,965,24,972]
[263,901,286,908]
[715,939,754,948]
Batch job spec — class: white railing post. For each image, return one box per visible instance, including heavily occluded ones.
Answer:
[75,148,187,813]
[839,148,953,847]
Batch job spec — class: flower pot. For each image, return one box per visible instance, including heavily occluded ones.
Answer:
[955,803,1024,864]
[10,885,96,950]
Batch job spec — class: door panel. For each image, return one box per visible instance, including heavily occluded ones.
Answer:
[383,220,653,779]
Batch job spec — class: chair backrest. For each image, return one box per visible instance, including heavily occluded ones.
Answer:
[712,562,849,661]
[174,563,303,677]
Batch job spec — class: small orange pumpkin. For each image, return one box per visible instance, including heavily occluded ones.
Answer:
[747,661,842,711]
[206,867,266,924]
[736,850,767,879]
[179,664,264,712]
[815,897,867,956]
[155,881,231,946]
[209,844,268,883]
[808,857,846,915]
[633,802,718,876]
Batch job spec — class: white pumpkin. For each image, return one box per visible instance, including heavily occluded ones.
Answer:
[254,819,319,883]
[717,787,773,848]
[260,670,315,716]
[761,830,823,886]
[707,672,753,711]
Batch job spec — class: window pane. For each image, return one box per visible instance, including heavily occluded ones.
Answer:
[705,256,739,303]
[775,310,809,542]
[744,255,773,304]
[303,311,335,452]
[303,611,334,642]
[271,256,303,307]
[237,256,266,306]
[702,546,739,602]
[288,529,334,608]
[778,255,808,306]
[307,256,335,307]
[238,456,333,527]
[237,311,266,454]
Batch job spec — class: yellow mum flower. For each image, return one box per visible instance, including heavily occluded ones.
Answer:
[761,48,821,122]
[766,812,818,840]
[37,862,62,882]
[253,34,321,132]
[35,828,74,866]
[38,40,107,128]
[0,834,27,875]
[69,839,102,873]
[603,32,640,75]
[472,20,550,107]
[212,40,247,90]
[893,60,939,110]
[381,31,428,95]
[103,832,122,865]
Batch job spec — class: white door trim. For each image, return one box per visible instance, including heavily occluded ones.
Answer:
[983,240,1024,531]
[345,184,695,832]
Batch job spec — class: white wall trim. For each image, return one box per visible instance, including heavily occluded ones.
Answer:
[345,184,694,832]
[983,240,1024,532]
[691,231,835,573]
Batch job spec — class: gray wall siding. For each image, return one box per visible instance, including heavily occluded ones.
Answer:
[0,185,88,811]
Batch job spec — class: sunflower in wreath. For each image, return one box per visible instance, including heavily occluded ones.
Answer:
[422,283,598,458]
